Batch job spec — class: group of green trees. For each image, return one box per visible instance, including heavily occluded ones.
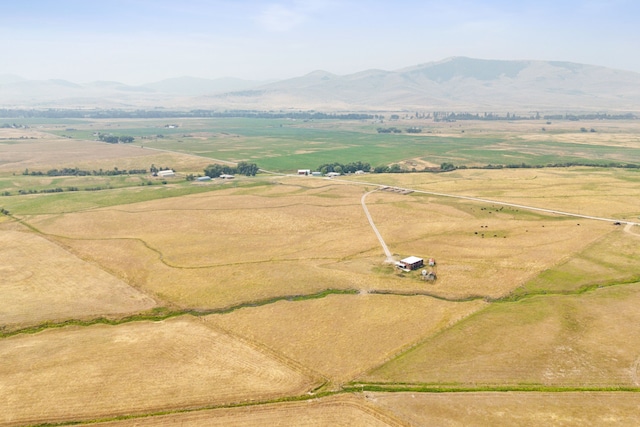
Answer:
[204,161,259,178]
[376,127,402,134]
[373,164,404,173]
[97,134,135,143]
[317,161,371,175]
[23,167,147,177]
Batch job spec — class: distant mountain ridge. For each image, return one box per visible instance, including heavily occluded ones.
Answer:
[211,57,640,111]
[2,57,640,111]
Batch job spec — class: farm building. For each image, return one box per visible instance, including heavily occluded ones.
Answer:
[395,256,424,271]
[219,174,235,179]
[311,171,322,176]
[157,170,175,178]
[298,169,311,175]
[326,172,341,177]
[196,176,211,181]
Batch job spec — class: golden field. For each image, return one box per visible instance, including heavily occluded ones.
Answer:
[368,392,640,426]
[208,294,487,385]
[364,282,640,387]
[0,128,210,173]
[0,228,156,329]
[92,395,405,427]
[0,317,317,426]
[1,120,640,426]
[19,171,628,310]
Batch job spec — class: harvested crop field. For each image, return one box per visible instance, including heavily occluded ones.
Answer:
[368,392,640,426]
[208,294,487,385]
[364,282,640,387]
[0,317,317,426]
[0,228,155,328]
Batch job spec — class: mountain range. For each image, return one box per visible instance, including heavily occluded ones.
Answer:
[2,57,640,111]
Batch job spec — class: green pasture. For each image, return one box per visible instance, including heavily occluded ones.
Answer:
[0,174,151,194]
[33,118,640,172]
[0,180,239,215]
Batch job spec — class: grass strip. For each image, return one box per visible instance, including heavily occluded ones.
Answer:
[0,289,359,338]
[343,383,640,393]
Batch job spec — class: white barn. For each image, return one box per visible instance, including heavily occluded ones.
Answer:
[157,170,175,178]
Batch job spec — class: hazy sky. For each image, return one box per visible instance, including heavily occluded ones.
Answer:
[2,0,638,84]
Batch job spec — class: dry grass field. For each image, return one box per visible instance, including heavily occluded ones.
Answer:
[0,128,210,173]
[208,294,486,385]
[0,316,317,426]
[19,171,628,310]
[0,227,156,329]
[2,120,640,425]
[363,282,640,387]
[92,394,405,427]
[30,180,387,308]
[518,227,640,295]
[368,392,640,426]
[347,167,640,221]
[362,190,614,299]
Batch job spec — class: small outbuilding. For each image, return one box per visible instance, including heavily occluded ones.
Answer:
[396,256,424,271]
[197,176,212,181]
[157,169,175,178]
[298,169,311,175]
[219,174,235,179]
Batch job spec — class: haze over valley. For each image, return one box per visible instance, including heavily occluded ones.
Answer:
[2,1,640,426]
[2,57,640,111]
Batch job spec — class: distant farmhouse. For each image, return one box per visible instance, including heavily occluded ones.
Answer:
[395,256,424,272]
[157,169,175,178]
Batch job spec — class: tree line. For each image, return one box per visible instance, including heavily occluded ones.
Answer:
[313,160,640,176]
[97,134,135,143]
[377,127,422,134]
[0,109,375,120]
[317,161,371,175]
[23,167,147,177]
[204,162,259,178]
